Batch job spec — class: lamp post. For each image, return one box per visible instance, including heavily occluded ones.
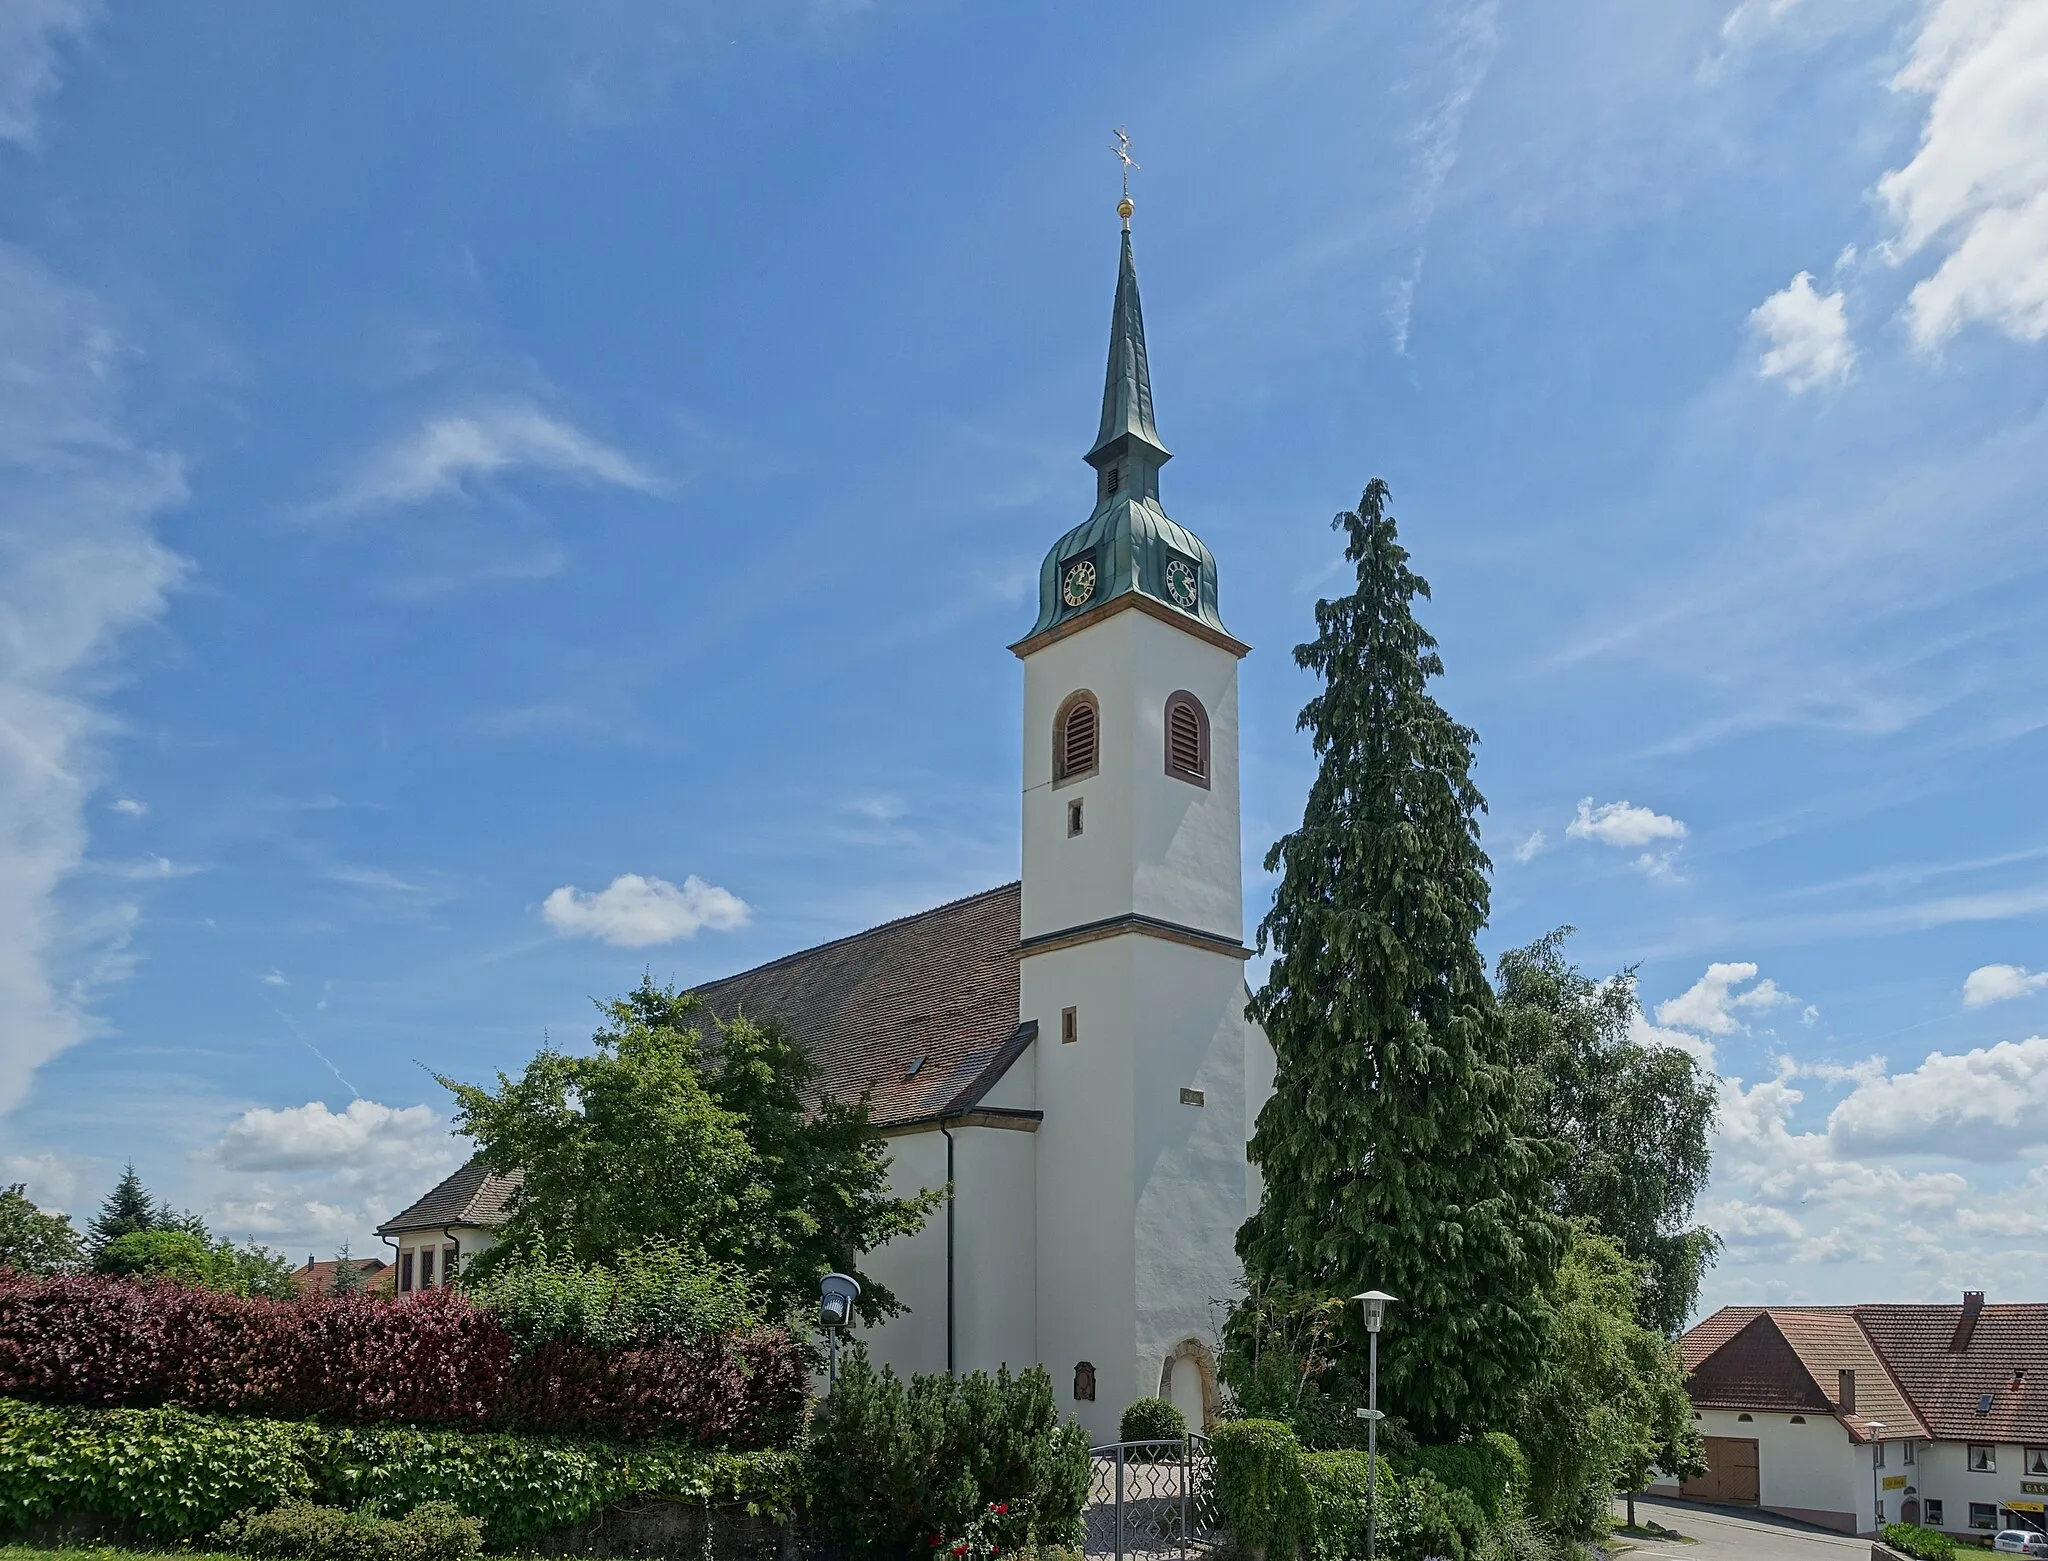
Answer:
[819,1272,860,1385]
[1353,1291,1396,1561]
[1868,1422,1887,1537]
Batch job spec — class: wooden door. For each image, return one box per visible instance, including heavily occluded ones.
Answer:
[1682,1437,1760,1504]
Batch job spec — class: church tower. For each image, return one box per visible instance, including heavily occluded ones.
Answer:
[1012,195,1266,1440]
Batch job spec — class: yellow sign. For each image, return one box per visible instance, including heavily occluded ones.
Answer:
[1882,1475,1907,1491]
[2009,1501,2047,1514]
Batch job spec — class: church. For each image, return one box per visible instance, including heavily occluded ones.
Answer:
[379,197,1277,1444]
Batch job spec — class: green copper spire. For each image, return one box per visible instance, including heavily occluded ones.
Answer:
[1086,226,1170,474]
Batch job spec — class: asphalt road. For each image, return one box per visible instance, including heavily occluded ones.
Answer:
[1611,1495,1868,1561]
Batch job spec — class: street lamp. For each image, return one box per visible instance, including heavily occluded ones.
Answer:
[820,1272,860,1385]
[1353,1291,1397,1561]
[1868,1422,1887,1537]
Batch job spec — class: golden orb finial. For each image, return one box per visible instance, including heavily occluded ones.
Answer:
[1117,195,1134,224]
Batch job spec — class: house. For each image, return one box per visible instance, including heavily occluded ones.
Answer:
[289,1255,390,1295]
[1662,1293,2048,1539]
[378,199,1277,1443]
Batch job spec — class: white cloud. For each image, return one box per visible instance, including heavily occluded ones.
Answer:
[1567,797,1688,848]
[0,0,91,148]
[0,243,188,1116]
[542,872,751,948]
[1880,0,2048,348]
[260,970,288,987]
[204,1099,466,1255]
[0,1150,89,1215]
[322,402,660,515]
[1828,1036,2048,1156]
[109,797,145,816]
[1630,1011,1720,1071]
[1655,960,1796,1035]
[1513,828,1547,863]
[1962,962,2048,1006]
[1750,271,1856,390]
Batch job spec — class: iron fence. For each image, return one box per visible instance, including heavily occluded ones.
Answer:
[1080,1435,1220,1561]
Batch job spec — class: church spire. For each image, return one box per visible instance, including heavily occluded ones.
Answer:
[1087,131,1169,477]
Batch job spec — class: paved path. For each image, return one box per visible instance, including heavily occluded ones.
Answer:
[1610,1495,1866,1561]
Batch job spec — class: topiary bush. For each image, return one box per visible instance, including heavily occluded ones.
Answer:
[1119,1397,1187,1445]
[1210,1419,1314,1561]
[1300,1449,1405,1561]
[0,1395,801,1548]
[1883,1522,1958,1561]
[804,1344,1091,1559]
[219,1498,483,1561]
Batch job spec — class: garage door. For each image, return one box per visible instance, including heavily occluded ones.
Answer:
[1682,1437,1760,1505]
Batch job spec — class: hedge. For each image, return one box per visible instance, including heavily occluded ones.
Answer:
[1299,1450,1399,1561]
[1210,1420,1314,1560]
[1882,1522,1958,1561]
[0,1271,804,1444]
[0,1396,802,1548]
[1396,1434,1527,1525]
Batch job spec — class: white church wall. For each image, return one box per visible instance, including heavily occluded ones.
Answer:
[1025,935,1140,1444]
[856,1129,951,1379]
[1242,989,1274,1216]
[951,1123,1038,1373]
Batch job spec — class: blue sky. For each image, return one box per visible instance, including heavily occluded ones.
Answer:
[3,0,2047,1315]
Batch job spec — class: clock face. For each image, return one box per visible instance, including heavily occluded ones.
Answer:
[1062,557,1098,609]
[1164,557,1199,611]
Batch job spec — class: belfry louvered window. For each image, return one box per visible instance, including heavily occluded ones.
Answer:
[1056,694,1099,781]
[1164,692,1209,786]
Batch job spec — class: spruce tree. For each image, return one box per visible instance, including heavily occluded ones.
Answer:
[85,1163,158,1256]
[1238,479,1565,1441]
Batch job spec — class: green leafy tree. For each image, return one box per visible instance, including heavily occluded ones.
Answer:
[0,1184,83,1274]
[1496,928,1720,1336]
[85,1163,158,1255]
[93,1228,300,1299]
[444,977,941,1325]
[1512,1226,1705,1538]
[1237,479,1566,1441]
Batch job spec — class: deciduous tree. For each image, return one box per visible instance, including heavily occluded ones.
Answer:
[1237,478,1566,1441]
[0,1184,82,1274]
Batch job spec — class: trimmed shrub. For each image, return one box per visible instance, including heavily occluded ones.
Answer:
[1883,1523,1958,1561]
[0,1270,804,1444]
[466,1241,760,1354]
[0,1396,802,1547]
[1300,1449,1402,1561]
[1397,1434,1526,1524]
[219,1499,483,1561]
[1119,1397,1188,1445]
[1210,1419,1313,1560]
[805,1344,1091,1559]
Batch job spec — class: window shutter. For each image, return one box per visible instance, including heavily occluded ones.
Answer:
[1169,702,1203,776]
[1061,701,1097,777]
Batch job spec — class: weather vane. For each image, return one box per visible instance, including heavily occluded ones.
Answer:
[1109,127,1138,226]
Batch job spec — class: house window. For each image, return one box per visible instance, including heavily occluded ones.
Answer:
[1970,1502,1998,1530]
[1874,1441,1885,1468]
[1970,1444,1996,1472]
[1791,1415,1807,1424]
[1062,1007,1078,1045]
[418,1247,434,1289]
[399,1250,414,1293]
[1055,694,1099,782]
[444,1246,459,1283]
[1904,1439,1915,1466]
[1925,1499,1943,1528]
[2028,1447,2048,1476]
[1163,692,1209,785]
[1068,799,1084,836]
[1738,1414,1754,1423]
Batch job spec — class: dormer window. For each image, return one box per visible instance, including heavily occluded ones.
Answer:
[1056,693,1099,782]
[1164,692,1210,787]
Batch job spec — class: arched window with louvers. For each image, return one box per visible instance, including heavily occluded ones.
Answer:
[1163,691,1210,787]
[1054,692,1100,782]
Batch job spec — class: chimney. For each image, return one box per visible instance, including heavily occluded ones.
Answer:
[1838,1369,1857,1414]
[1950,1291,1986,1353]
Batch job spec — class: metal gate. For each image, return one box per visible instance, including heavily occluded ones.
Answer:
[1081,1436,1221,1561]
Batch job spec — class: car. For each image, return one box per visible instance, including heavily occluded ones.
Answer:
[1994,1531,2048,1555]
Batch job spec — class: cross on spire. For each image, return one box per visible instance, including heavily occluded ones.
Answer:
[1109,128,1138,226]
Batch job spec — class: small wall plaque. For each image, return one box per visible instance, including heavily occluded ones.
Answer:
[1074,1361,1096,1402]
[1180,1087,1205,1107]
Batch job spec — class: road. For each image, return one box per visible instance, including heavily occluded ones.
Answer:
[1610,1495,1867,1561]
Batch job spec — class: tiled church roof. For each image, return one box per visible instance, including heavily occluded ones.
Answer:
[380,882,1029,1237]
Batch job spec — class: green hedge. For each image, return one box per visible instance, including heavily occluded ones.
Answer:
[1299,1450,1398,1561]
[1396,1434,1526,1525]
[1210,1420,1314,1558]
[1882,1522,1959,1560]
[0,1397,801,1548]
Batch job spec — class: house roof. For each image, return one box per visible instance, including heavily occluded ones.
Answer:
[382,883,1033,1238]
[1681,1299,2048,1443]
[289,1256,388,1296]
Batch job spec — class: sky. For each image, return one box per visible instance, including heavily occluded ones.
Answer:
[1,0,2046,1317]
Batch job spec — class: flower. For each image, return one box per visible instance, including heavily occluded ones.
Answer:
[952,1545,967,1556]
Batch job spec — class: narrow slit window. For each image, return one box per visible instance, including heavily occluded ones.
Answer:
[1106,465,1121,495]
[444,1246,459,1284]
[1061,1006,1078,1045]
[1056,695,1099,781]
[1163,692,1210,785]
[418,1247,435,1289]
[399,1251,414,1293]
[1067,799,1084,836]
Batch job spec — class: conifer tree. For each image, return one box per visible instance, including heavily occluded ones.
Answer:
[1238,479,1565,1441]
[85,1163,158,1256]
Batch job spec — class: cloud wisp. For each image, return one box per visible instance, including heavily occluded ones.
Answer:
[0,0,92,149]
[0,244,188,1116]
[542,873,751,948]
[320,403,661,516]
[1751,271,1856,390]
[1566,797,1689,878]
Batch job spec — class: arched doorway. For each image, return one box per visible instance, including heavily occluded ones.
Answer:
[1901,1498,1921,1526]
[1158,1339,1217,1430]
